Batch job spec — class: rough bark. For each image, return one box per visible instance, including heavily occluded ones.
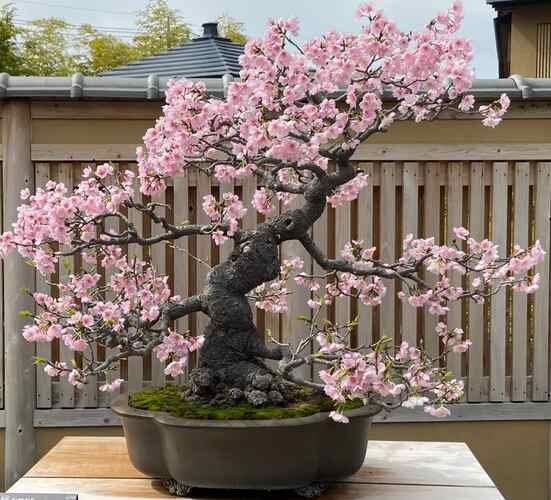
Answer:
[179,158,357,405]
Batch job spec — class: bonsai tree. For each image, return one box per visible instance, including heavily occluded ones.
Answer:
[0,1,543,422]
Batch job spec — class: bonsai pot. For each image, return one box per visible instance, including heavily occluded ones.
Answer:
[111,394,379,495]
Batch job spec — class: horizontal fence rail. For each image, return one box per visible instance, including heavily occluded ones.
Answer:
[2,156,550,412]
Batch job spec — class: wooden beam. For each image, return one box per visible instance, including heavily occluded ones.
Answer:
[353,143,551,161]
[0,401,546,428]
[375,402,551,423]
[2,100,36,487]
[31,101,162,120]
[30,144,139,161]
[0,142,548,163]
[25,100,551,120]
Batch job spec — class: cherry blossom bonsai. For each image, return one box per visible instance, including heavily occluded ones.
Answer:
[0,2,543,489]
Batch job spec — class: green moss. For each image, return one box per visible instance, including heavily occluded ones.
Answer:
[129,384,362,420]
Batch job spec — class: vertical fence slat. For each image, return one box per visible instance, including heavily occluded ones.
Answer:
[281,196,312,379]
[173,175,191,384]
[151,189,167,388]
[195,173,212,344]
[312,198,328,321]
[357,162,374,348]
[102,165,122,404]
[35,163,52,408]
[219,182,235,264]
[490,162,508,402]
[0,157,2,409]
[447,162,464,378]
[423,162,441,359]
[468,162,486,402]
[512,162,529,401]
[241,176,258,325]
[335,199,352,329]
[533,162,551,401]
[264,199,281,348]
[173,175,191,334]
[126,164,144,395]
[380,162,396,346]
[401,162,419,346]
[76,164,97,408]
[58,163,76,407]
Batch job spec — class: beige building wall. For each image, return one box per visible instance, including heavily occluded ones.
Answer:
[510,5,551,76]
[28,115,551,146]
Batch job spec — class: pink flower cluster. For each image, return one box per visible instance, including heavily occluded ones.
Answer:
[24,247,182,386]
[202,192,247,245]
[320,340,464,423]
[479,94,511,128]
[154,330,205,377]
[436,322,471,353]
[0,164,134,275]
[327,174,369,207]
[397,228,544,314]
[254,257,304,313]
[136,1,508,209]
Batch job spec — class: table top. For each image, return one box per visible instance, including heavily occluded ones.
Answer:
[9,437,504,499]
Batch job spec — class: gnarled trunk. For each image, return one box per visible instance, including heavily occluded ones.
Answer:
[190,193,327,404]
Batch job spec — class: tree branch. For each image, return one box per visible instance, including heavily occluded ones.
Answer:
[299,233,399,279]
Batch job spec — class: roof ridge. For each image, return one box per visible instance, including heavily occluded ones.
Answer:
[99,36,244,78]
[211,37,233,74]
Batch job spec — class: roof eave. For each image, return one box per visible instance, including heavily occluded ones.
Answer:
[0,74,550,101]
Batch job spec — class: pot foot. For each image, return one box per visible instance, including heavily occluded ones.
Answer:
[294,482,329,498]
[161,478,193,497]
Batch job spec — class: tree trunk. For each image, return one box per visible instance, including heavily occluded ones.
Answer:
[189,225,287,404]
[188,179,329,405]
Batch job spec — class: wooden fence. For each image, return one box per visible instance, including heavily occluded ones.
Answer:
[11,158,547,410]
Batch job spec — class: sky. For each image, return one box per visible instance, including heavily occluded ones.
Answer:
[4,0,500,78]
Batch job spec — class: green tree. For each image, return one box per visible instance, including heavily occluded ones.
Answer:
[18,17,77,75]
[133,0,192,57]
[0,4,22,74]
[217,15,247,45]
[6,1,248,76]
[75,25,137,75]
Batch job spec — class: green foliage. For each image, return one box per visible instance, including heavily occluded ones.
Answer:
[3,1,247,76]
[0,4,22,74]
[75,25,137,75]
[18,17,77,75]
[129,384,362,420]
[217,15,247,45]
[133,0,192,57]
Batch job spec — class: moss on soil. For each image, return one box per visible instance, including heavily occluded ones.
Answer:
[129,384,362,420]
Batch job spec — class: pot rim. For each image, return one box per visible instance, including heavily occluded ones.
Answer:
[111,393,381,428]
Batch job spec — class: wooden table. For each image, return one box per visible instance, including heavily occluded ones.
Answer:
[8,437,504,499]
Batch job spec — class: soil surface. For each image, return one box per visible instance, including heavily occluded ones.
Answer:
[129,384,362,420]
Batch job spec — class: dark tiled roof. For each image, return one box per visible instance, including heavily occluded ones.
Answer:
[99,27,244,79]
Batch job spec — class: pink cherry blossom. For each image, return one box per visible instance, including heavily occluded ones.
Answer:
[99,378,124,392]
[0,2,535,425]
[329,411,350,424]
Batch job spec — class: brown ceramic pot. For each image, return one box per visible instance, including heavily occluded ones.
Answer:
[111,395,379,493]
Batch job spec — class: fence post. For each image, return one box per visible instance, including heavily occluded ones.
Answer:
[2,100,36,487]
